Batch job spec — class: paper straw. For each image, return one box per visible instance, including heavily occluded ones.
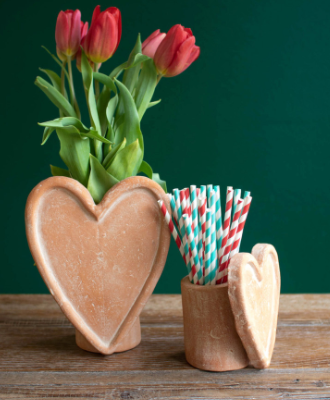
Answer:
[233,195,252,254]
[173,189,192,279]
[198,196,207,272]
[214,185,223,262]
[183,215,203,285]
[190,185,199,245]
[209,190,218,285]
[167,193,180,234]
[244,191,251,199]
[232,189,241,217]
[203,209,213,285]
[200,185,206,195]
[218,187,233,262]
[216,199,243,284]
[184,188,192,223]
[207,184,213,207]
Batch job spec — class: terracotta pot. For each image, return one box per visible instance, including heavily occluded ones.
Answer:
[181,243,281,371]
[25,176,171,355]
[181,277,249,371]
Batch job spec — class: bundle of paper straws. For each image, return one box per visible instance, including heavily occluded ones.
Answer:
[158,186,252,285]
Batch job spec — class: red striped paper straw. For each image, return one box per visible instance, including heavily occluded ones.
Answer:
[218,187,233,262]
[216,199,243,284]
[218,196,252,284]
[198,195,207,276]
[228,195,252,259]
[158,200,187,266]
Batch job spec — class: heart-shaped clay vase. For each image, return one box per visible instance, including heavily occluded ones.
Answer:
[25,176,171,355]
[228,244,281,368]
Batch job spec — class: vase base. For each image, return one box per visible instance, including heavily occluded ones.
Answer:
[75,318,141,354]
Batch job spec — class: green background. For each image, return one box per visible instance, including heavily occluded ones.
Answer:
[1,0,329,294]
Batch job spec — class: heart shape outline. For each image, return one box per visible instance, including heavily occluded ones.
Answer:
[25,176,171,354]
[228,244,281,368]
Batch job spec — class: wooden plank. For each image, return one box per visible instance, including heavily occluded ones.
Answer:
[0,294,330,399]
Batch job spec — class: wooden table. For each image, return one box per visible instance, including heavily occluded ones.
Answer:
[0,294,330,399]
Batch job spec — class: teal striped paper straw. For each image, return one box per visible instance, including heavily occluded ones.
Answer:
[204,209,212,285]
[198,196,206,269]
[183,215,203,284]
[214,186,223,264]
[207,184,213,207]
[209,190,218,284]
[200,185,206,199]
[232,189,241,217]
[167,193,180,236]
[243,191,251,199]
[173,189,192,280]
[190,185,199,245]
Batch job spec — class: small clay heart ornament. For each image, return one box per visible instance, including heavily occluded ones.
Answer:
[25,176,171,355]
[228,244,280,368]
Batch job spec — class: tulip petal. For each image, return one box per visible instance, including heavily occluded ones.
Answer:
[69,10,82,56]
[154,24,189,75]
[91,5,101,26]
[107,7,122,51]
[142,32,166,59]
[55,11,70,54]
[142,29,161,48]
[165,36,196,77]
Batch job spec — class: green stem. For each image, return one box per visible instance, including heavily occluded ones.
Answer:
[156,75,162,85]
[68,57,81,119]
[61,61,67,97]
[94,63,100,101]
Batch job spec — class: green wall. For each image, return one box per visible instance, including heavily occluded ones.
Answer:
[1,0,329,294]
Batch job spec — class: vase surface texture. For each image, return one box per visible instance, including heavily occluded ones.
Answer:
[25,176,171,355]
[181,243,280,371]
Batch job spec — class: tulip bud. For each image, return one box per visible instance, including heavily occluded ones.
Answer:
[153,24,200,78]
[83,5,122,64]
[76,21,91,71]
[142,29,166,59]
[55,9,82,61]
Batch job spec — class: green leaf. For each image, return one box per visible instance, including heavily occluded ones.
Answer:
[40,69,68,99]
[39,117,111,144]
[109,53,150,79]
[93,72,117,93]
[134,59,157,120]
[81,50,102,161]
[88,154,119,203]
[138,160,153,179]
[39,117,90,132]
[50,165,71,177]
[114,79,144,152]
[116,35,143,119]
[105,95,119,146]
[102,138,126,170]
[107,139,143,180]
[41,126,55,145]
[35,76,77,117]
[152,172,167,192]
[42,46,70,80]
[148,99,161,109]
[56,126,90,187]
[94,72,117,136]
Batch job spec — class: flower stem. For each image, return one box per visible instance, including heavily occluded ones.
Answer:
[61,61,67,97]
[94,63,100,101]
[68,57,81,119]
[156,75,162,85]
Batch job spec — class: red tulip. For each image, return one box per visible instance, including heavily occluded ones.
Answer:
[76,21,90,71]
[55,10,82,61]
[83,5,122,64]
[153,24,200,77]
[142,29,166,59]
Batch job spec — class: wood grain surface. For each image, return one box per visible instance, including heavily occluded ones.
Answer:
[0,294,330,399]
